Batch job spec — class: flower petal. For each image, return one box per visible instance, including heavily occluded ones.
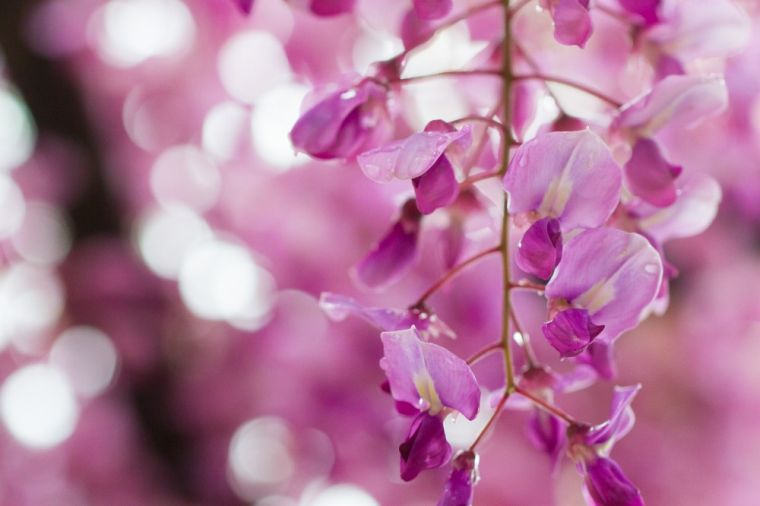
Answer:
[636,174,721,243]
[584,457,644,506]
[358,126,470,183]
[400,412,452,481]
[233,0,254,14]
[542,308,604,358]
[550,0,593,48]
[413,155,459,214]
[309,0,355,16]
[527,409,566,468]
[413,0,453,20]
[615,75,727,137]
[291,81,388,159]
[586,384,641,446]
[517,217,563,280]
[355,203,421,289]
[381,328,480,419]
[546,228,662,341]
[624,138,681,207]
[504,130,622,231]
[438,451,478,506]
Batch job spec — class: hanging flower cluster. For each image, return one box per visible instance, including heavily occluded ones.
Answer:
[243,0,739,503]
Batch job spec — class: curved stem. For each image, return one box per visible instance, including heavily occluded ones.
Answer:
[515,386,583,425]
[513,74,622,107]
[460,170,501,187]
[466,342,503,365]
[469,390,511,451]
[451,115,509,139]
[510,306,537,367]
[412,246,500,307]
[394,69,503,85]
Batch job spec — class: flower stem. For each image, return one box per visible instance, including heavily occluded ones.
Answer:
[466,342,503,365]
[411,246,500,307]
[513,74,622,107]
[500,0,516,391]
[394,69,503,85]
[451,115,509,140]
[515,386,582,425]
[469,389,511,451]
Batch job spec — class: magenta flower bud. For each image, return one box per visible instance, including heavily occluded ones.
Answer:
[380,327,480,419]
[504,130,622,231]
[413,0,453,21]
[624,138,682,207]
[308,0,355,16]
[438,450,478,506]
[517,217,563,280]
[290,80,390,160]
[542,308,605,358]
[617,0,660,26]
[584,457,644,506]
[355,200,421,289]
[400,412,452,481]
[540,0,592,48]
[412,155,458,214]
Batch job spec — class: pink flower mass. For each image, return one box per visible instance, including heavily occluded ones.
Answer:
[0,0,759,504]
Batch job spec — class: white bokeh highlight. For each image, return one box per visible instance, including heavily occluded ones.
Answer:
[0,364,79,449]
[251,83,309,170]
[50,326,119,398]
[150,144,221,211]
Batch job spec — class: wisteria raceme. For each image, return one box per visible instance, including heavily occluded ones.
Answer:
[3,0,759,505]
[285,0,738,504]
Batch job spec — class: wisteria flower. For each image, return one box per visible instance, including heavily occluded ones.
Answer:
[381,327,480,480]
[358,121,471,214]
[438,450,478,506]
[290,79,391,160]
[543,228,662,359]
[413,0,452,21]
[354,200,421,289]
[568,385,644,506]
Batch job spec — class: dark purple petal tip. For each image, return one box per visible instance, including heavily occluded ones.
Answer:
[516,217,563,280]
[542,308,604,358]
[400,412,452,481]
[585,457,645,506]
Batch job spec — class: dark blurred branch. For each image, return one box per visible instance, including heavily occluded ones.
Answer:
[0,0,122,239]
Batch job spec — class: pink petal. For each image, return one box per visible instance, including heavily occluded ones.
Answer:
[413,0,453,21]
[550,0,593,48]
[358,126,470,183]
[615,75,727,137]
[354,202,421,289]
[636,174,721,243]
[624,138,681,207]
[413,155,459,214]
[584,457,644,506]
[504,130,622,231]
[617,0,660,26]
[381,328,480,419]
[309,0,355,16]
[516,217,563,280]
[542,308,604,358]
[546,228,662,341]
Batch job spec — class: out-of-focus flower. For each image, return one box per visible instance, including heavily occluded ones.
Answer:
[413,0,453,21]
[540,0,592,48]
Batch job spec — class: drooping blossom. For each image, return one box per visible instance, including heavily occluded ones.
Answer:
[539,0,593,48]
[505,130,622,280]
[319,292,456,339]
[438,450,478,506]
[354,199,421,289]
[568,385,644,506]
[381,327,480,480]
[543,228,662,363]
[290,79,391,160]
[358,121,471,214]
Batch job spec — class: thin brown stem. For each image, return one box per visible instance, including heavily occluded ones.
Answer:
[515,386,582,425]
[513,74,622,107]
[394,69,503,85]
[507,0,533,18]
[412,246,500,307]
[466,342,503,365]
[469,390,511,450]
[451,115,509,139]
[510,305,537,367]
